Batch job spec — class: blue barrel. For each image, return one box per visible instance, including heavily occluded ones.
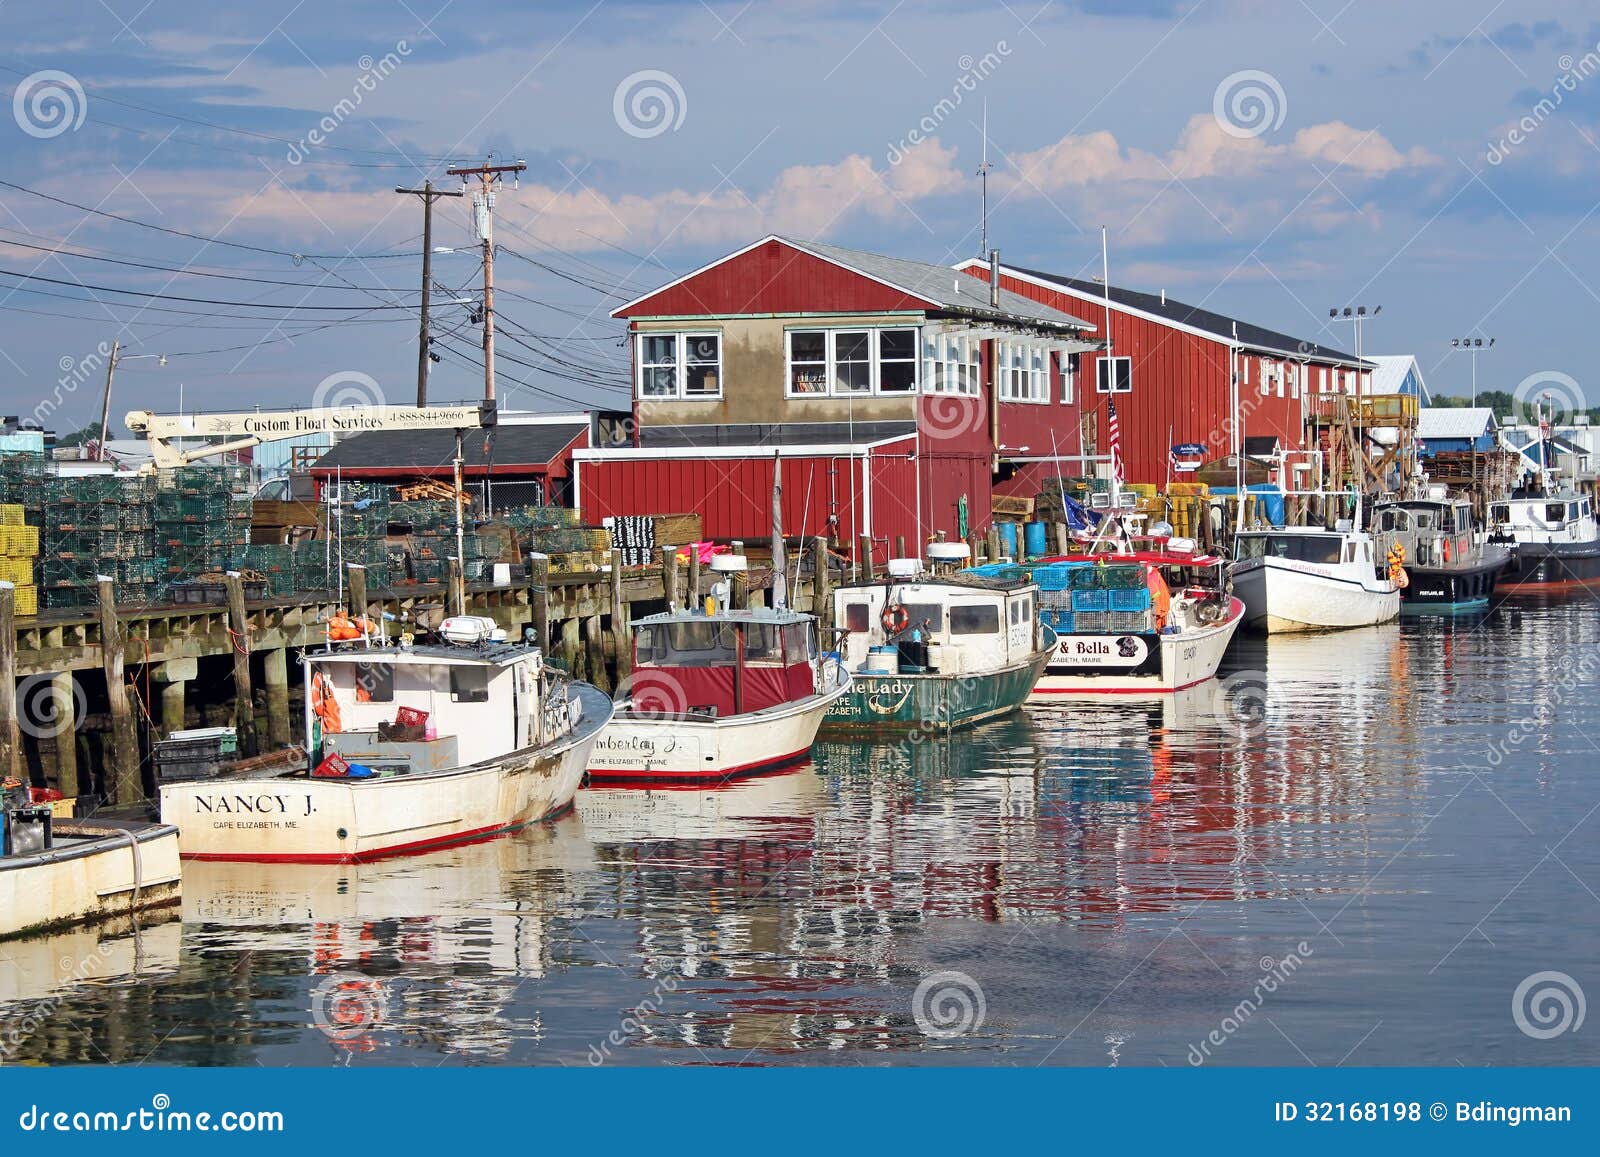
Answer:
[1024,521,1048,559]
[997,521,1018,559]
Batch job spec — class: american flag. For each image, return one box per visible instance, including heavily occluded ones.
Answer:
[1107,399,1125,484]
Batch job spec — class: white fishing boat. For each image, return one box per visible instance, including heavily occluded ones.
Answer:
[1488,488,1600,590]
[588,607,851,783]
[160,616,612,863]
[2,785,181,939]
[1021,548,1244,696]
[1231,523,1400,632]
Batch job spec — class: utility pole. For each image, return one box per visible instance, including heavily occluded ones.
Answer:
[1451,336,1495,406]
[395,180,464,406]
[97,341,165,459]
[976,100,995,258]
[445,159,526,402]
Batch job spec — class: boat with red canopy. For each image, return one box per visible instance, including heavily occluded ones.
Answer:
[587,608,852,782]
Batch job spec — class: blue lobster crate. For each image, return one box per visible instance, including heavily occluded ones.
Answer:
[1109,587,1152,612]
[1043,609,1074,633]
[1072,589,1109,612]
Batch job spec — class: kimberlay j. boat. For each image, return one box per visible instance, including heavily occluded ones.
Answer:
[587,607,851,782]
[159,616,612,863]
[821,544,1055,733]
[1021,546,1243,696]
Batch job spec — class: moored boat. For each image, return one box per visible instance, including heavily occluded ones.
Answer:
[160,616,612,863]
[821,548,1054,733]
[1488,489,1600,590]
[3,783,181,938]
[588,607,851,782]
[1230,523,1400,632]
[1022,547,1243,696]
[1372,495,1509,613]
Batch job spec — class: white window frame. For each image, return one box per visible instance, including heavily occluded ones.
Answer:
[921,330,980,397]
[997,339,1049,404]
[1259,356,1270,396]
[1095,355,1132,394]
[1319,365,1330,393]
[786,325,922,398]
[634,331,723,400]
[1060,352,1078,405]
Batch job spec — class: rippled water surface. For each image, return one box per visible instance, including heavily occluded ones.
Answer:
[5,594,1598,1067]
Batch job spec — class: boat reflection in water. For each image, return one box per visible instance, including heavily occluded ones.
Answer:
[0,915,181,1064]
[181,823,596,1061]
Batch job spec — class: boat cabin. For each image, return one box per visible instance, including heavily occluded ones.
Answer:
[1489,492,1597,543]
[1373,498,1477,567]
[833,574,1038,675]
[308,643,553,774]
[626,609,820,718]
[1234,525,1376,570]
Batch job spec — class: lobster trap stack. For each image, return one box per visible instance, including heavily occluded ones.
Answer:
[0,503,40,616]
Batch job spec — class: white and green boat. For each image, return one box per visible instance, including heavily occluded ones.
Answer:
[819,547,1055,735]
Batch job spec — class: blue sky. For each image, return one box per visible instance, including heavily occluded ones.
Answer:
[1,0,1597,431]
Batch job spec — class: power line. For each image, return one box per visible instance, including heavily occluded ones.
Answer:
[0,265,420,309]
[0,178,423,261]
[0,236,417,292]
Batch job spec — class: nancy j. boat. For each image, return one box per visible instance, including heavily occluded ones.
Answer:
[1230,522,1401,632]
[821,546,1055,732]
[1488,486,1600,590]
[588,607,851,782]
[1022,545,1243,696]
[159,615,612,863]
[1372,494,1509,613]
[3,780,181,939]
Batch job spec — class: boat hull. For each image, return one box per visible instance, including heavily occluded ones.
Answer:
[587,670,851,782]
[1399,553,1506,614]
[1498,541,1600,590]
[1,820,181,940]
[160,686,613,863]
[1232,558,1400,632]
[1030,597,1243,697]
[818,645,1053,733]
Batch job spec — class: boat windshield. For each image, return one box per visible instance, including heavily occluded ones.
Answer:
[635,620,813,666]
[1235,533,1345,564]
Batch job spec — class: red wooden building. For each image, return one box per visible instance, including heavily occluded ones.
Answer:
[575,236,1099,562]
[955,259,1373,490]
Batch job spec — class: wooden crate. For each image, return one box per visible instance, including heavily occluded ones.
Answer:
[991,495,1035,518]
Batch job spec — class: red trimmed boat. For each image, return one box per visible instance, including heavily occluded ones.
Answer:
[588,608,851,783]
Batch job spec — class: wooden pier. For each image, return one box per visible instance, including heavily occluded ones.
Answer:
[0,538,839,804]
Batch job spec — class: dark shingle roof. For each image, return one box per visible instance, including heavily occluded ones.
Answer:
[1006,264,1368,366]
[313,422,586,472]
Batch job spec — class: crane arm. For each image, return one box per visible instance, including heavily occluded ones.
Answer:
[124,402,495,471]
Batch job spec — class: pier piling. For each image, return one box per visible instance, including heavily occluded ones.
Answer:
[0,584,16,779]
[661,546,680,610]
[263,648,290,749]
[96,577,141,805]
[225,572,258,759]
[812,537,832,630]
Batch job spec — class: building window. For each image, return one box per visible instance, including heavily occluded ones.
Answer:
[1319,365,1330,393]
[787,330,828,394]
[635,332,722,400]
[1061,352,1078,404]
[1095,355,1132,394]
[788,326,921,397]
[922,330,980,396]
[998,340,1048,403]
[878,328,918,393]
[1259,357,1271,396]
[833,330,872,394]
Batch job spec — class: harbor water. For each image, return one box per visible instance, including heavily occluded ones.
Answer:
[4,593,1596,1067]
